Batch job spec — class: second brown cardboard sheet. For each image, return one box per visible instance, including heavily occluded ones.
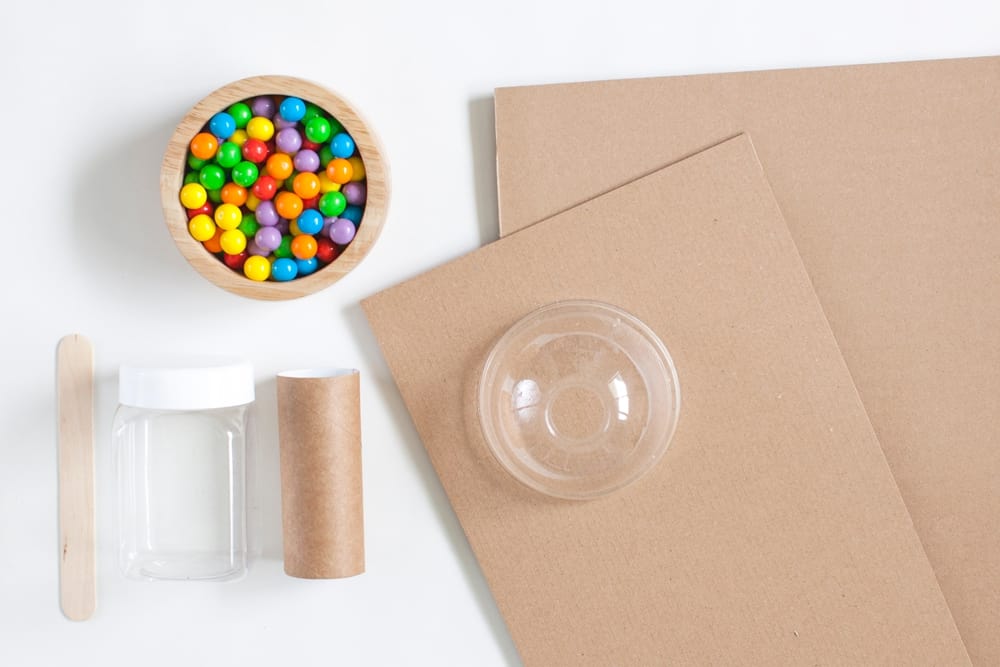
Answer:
[493,56,1000,663]
[363,136,968,665]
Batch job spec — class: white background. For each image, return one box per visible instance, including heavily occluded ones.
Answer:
[1,1,997,665]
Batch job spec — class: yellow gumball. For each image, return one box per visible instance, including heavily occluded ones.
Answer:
[347,156,365,181]
[214,203,242,230]
[230,129,249,147]
[246,117,274,142]
[187,214,216,242]
[243,255,270,281]
[317,171,341,194]
[289,220,301,236]
[220,229,247,255]
[245,193,261,211]
[180,183,207,209]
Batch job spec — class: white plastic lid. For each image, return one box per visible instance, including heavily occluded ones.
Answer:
[119,359,255,410]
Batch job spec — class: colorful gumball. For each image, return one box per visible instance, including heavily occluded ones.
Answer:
[184,172,199,186]
[245,193,261,211]
[292,172,321,199]
[242,138,269,164]
[279,97,306,122]
[296,209,324,235]
[315,236,338,263]
[251,96,276,118]
[319,145,335,168]
[187,154,206,170]
[214,203,242,230]
[301,195,319,210]
[291,234,318,260]
[237,213,259,237]
[251,175,278,200]
[342,181,366,205]
[188,214,216,242]
[340,205,363,224]
[209,112,236,139]
[273,235,293,259]
[274,191,303,219]
[206,188,222,204]
[255,200,279,226]
[189,133,218,160]
[295,257,319,276]
[231,161,259,187]
[330,132,355,158]
[243,255,270,281]
[216,141,241,168]
[347,155,365,181]
[305,117,332,143]
[230,129,249,147]
[318,191,347,217]
[220,229,247,255]
[246,116,275,142]
[328,217,356,244]
[293,149,320,173]
[266,153,294,180]
[223,251,248,270]
[255,226,282,252]
[199,164,226,191]
[271,257,298,281]
[317,171,341,194]
[186,201,213,219]
[275,127,302,154]
[326,158,353,184]
[228,102,252,129]
[221,183,248,206]
[180,182,208,209]
[203,228,224,253]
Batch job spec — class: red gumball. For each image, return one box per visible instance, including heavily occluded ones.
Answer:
[242,138,269,164]
[252,175,277,200]
[315,237,338,264]
[301,195,319,210]
[223,252,248,271]
[301,139,320,151]
[186,201,214,219]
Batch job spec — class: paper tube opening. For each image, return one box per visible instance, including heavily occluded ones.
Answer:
[277,367,364,579]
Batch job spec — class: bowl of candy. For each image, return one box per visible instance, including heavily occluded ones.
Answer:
[160,76,389,300]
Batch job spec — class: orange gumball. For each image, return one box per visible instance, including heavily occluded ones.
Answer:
[291,234,318,260]
[292,172,321,199]
[220,183,248,206]
[203,227,224,253]
[190,132,218,160]
[274,191,303,219]
[266,153,294,180]
[326,158,353,185]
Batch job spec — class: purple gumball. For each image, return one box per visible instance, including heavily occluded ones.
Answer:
[250,96,276,118]
[275,218,290,234]
[275,127,302,153]
[255,226,282,252]
[246,240,269,257]
[329,217,356,245]
[256,200,279,226]
[293,149,320,173]
[274,116,297,130]
[342,182,366,206]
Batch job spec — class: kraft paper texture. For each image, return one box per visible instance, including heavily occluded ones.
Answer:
[363,137,968,665]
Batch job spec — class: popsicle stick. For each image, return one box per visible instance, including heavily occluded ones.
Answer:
[57,335,95,621]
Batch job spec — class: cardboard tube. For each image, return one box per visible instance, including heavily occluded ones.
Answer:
[277,368,364,579]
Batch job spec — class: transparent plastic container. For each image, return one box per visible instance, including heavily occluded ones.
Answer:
[478,301,680,500]
[113,360,254,581]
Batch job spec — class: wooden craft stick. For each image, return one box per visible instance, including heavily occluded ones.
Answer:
[57,335,95,621]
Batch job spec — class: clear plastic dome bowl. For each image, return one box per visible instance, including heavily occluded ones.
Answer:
[478,300,681,500]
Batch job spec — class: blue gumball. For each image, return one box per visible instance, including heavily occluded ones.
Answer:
[296,257,318,276]
[279,97,306,123]
[340,205,363,225]
[329,132,355,158]
[208,112,236,140]
[271,257,298,282]
[296,209,324,235]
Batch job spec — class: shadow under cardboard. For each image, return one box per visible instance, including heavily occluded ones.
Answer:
[343,302,522,666]
[468,96,500,247]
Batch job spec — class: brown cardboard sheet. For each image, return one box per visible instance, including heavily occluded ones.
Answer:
[493,57,1000,663]
[363,136,968,665]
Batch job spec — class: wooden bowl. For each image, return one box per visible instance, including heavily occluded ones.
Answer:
[160,76,389,300]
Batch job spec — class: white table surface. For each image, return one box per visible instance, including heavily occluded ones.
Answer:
[2,1,997,664]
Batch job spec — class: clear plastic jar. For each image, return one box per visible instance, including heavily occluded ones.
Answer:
[113,360,254,582]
